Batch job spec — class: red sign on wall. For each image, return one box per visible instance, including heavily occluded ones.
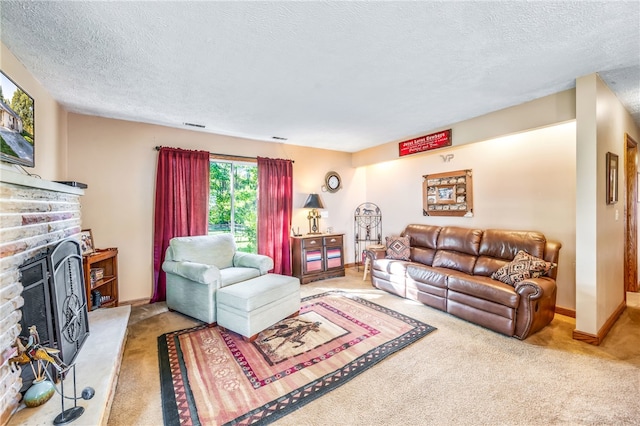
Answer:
[398,129,452,157]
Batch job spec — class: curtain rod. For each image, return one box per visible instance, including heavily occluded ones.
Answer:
[153,146,293,162]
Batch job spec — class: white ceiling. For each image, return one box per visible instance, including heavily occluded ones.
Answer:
[1,1,639,153]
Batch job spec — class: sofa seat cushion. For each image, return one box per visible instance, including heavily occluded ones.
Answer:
[372,258,410,275]
[406,264,448,289]
[447,275,519,308]
[220,267,262,287]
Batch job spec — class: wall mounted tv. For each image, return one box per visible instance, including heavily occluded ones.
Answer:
[0,70,35,167]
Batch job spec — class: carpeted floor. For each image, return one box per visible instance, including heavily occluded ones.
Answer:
[108,268,640,425]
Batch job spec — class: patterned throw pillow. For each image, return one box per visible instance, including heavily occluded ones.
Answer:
[491,250,555,286]
[385,236,411,260]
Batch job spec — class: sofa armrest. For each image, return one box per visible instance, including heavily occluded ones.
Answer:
[162,260,222,286]
[365,248,387,262]
[233,252,274,274]
[513,277,557,339]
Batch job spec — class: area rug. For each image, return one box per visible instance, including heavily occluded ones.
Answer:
[158,291,436,425]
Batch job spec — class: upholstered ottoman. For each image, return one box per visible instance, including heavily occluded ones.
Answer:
[216,273,301,341]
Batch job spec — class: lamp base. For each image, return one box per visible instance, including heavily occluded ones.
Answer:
[307,211,322,235]
[54,406,84,425]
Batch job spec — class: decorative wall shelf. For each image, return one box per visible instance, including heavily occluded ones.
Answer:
[422,169,473,217]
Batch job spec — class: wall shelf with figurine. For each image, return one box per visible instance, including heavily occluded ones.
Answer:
[423,169,473,217]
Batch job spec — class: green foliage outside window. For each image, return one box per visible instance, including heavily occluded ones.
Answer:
[10,89,34,137]
[209,161,258,253]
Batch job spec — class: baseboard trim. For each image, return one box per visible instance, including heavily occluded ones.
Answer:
[572,300,627,345]
[555,306,576,318]
[119,297,151,307]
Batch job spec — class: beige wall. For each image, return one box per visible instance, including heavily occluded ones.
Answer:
[575,73,640,335]
[0,44,68,180]
[353,89,576,167]
[66,114,358,302]
[363,122,577,310]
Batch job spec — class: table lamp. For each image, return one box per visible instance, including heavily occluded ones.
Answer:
[303,193,324,234]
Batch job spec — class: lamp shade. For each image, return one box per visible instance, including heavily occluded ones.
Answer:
[303,193,324,209]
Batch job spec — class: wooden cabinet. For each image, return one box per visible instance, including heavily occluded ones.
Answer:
[292,234,345,284]
[82,248,119,310]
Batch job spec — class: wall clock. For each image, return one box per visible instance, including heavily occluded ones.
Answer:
[324,171,342,193]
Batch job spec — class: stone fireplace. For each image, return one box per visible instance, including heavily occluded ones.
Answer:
[0,169,84,425]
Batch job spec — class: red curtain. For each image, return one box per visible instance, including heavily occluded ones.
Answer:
[257,157,293,275]
[151,147,210,303]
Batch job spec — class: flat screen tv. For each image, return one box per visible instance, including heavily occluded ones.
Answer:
[0,69,35,167]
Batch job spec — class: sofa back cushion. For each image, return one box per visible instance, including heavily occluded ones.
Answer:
[169,234,236,269]
[473,229,546,277]
[402,224,441,265]
[432,227,483,274]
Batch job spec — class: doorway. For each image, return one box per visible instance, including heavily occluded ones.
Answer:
[624,133,638,296]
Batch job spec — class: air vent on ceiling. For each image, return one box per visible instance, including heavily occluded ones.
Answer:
[272,136,288,140]
[184,122,205,128]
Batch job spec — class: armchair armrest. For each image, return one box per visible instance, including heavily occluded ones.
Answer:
[162,260,222,286]
[233,252,274,274]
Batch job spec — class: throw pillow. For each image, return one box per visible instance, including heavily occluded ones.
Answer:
[385,236,411,260]
[491,250,555,286]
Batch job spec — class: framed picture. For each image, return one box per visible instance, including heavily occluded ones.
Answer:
[422,169,473,217]
[606,152,618,205]
[79,229,95,255]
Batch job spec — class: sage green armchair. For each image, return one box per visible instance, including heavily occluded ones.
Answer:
[161,234,273,323]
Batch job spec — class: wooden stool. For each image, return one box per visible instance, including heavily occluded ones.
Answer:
[362,256,371,280]
[362,244,385,281]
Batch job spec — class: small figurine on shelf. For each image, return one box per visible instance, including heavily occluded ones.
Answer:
[91,290,102,309]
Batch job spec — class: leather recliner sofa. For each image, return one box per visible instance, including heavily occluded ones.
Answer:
[368,224,561,339]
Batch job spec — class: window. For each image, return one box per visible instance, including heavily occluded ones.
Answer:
[209,159,258,253]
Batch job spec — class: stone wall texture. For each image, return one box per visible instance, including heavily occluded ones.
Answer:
[0,180,82,426]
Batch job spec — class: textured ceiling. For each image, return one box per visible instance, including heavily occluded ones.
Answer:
[1,1,639,153]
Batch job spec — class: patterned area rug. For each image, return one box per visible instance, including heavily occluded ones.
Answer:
[158,291,436,425]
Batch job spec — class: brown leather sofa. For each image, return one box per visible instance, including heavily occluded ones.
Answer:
[368,224,561,339]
